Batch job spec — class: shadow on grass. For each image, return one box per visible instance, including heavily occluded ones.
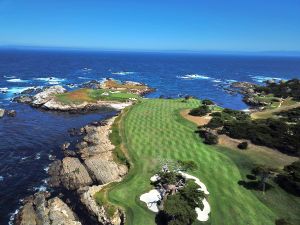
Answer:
[238,180,273,191]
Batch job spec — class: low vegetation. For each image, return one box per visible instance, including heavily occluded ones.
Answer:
[255,79,300,101]
[276,160,300,197]
[55,88,139,105]
[193,107,300,156]
[95,190,118,218]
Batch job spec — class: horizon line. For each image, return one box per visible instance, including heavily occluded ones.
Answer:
[1,44,300,57]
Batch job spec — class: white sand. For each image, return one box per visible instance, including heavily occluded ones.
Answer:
[141,172,211,221]
[139,189,162,212]
[178,171,209,195]
[195,198,211,221]
[110,102,132,110]
[150,174,160,182]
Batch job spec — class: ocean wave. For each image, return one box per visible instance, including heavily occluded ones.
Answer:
[0,87,8,93]
[8,209,19,225]
[35,153,41,160]
[1,86,37,97]
[212,79,222,83]
[44,166,49,172]
[78,76,92,79]
[33,77,65,84]
[112,71,136,75]
[81,68,92,71]
[0,175,4,182]
[177,74,211,80]
[4,75,16,79]
[225,79,237,83]
[250,75,283,83]
[7,78,29,83]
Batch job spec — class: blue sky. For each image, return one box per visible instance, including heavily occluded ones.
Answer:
[0,0,299,52]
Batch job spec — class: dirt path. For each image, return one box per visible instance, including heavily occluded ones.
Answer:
[180,109,212,126]
[251,102,300,119]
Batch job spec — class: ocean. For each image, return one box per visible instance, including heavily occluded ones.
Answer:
[0,49,300,224]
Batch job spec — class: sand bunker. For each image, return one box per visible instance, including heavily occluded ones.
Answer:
[140,172,211,221]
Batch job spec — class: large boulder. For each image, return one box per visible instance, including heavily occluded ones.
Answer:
[84,155,127,184]
[48,157,93,190]
[13,95,33,104]
[31,85,66,106]
[15,192,82,225]
[60,157,93,190]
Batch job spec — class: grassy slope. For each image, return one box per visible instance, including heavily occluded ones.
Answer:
[106,98,300,225]
[55,88,139,105]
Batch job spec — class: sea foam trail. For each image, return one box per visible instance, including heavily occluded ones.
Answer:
[33,77,65,84]
[112,71,136,75]
[7,78,29,83]
[177,74,211,80]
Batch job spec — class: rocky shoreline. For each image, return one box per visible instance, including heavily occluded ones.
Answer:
[15,113,129,225]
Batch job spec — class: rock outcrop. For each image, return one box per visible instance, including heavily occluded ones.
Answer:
[31,85,67,107]
[15,192,82,225]
[80,185,123,225]
[84,155,127,184]
[0,108,4,118]
[49,157,93,190]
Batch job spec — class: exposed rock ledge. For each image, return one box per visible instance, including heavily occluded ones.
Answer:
[47,115,128,225]
[15,192,82,225]
[80,185,124,225]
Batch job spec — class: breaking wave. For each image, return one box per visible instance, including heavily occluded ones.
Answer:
[177,74,211,80]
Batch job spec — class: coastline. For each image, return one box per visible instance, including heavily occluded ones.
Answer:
[14,104,132,225]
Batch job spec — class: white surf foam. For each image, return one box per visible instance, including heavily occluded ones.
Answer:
[78,76,92,80]
[0,176,4,182]
[6,86,35,95]
[177,74,211,80]
[112,71,136,75]
[4,75,16,79]
[8,209,19,225]
[34,77,65,84]
[250,75,283,83]
[7,78,29,83]
[0,87,8,93]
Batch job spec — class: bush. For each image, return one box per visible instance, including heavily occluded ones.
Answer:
[202,99,214,105]
[275,160,300,196]
[177,160,198,171]
[203,133,218,145]
[189,105,211,116]
[205,116,224,128]
[238,141,248,150]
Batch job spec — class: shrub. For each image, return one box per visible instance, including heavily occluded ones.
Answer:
[189,105,211,116]
[177,160,198,171]
[202,99,214,105]
[205,116,224,128]
[237,141,248,150]
[203,132,218,145]
[275,160,300,196]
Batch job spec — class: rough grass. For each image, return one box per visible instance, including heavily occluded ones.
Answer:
[251,101,300,119]
[106,99,300,225]
[55,88,139,105]
[103,79,148,90]
[94,190,117,218]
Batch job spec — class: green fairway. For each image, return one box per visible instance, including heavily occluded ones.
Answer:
[106,99,299,225]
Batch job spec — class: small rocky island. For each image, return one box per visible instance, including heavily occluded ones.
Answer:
[14,78,154,112]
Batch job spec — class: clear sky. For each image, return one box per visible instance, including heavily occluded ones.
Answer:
[0,0,299,52]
